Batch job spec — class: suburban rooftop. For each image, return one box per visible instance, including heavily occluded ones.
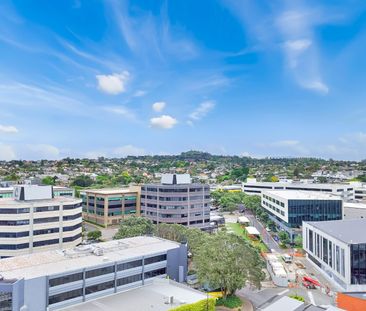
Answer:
[305,219,366,244]
[263,190,342,200]
[0,236,180,280]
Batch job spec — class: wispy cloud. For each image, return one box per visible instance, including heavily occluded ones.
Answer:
[0,143,16,161]
[189,101,215,121]
[0,125,18,134]
[103,106,136,120]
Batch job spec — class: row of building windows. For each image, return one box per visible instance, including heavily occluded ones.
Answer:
[263,195,285,207]
[48,268,167,306]
[0,204,81,215]
[263,200,285,216]
[49,255,166,287]
[0,223,81,238]
[142,187,209,192]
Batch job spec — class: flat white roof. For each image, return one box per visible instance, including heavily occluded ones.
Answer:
[83,187,138,195]
[63,279,206,311]
[246,226,260,235]
[262,296,304,311]
[0,196,81,208]
[0,236,180,280]
[344,202,366,209]
[263,190,341,200]
[244,181,352,190]
[238,216,250,223]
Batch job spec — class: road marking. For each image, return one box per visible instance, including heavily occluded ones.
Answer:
[308,291,316,305]
[277,289,289,296]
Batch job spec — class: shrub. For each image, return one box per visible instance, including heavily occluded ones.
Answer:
[216,295,243,308]
[169,298,216,311]
[289,294,305,302]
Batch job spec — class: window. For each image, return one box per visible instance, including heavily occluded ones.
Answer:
[49,288,82,305]
[34,228,59,235]
[117,274,142,286]
[117,259,142,271]
[33,217,59,224]
[144,254,167,265]
[0,243,29,249]
[63,223,82,232]
[144,268,166,279]
[63,203,81,210]
[0,220,29,226]
[63,213,82,221]
[33,239,59,247]
[34,206,59,212]
[85,280,114,295]
[322,238,328,264]
[0,292,12,311]
[49,272,83,287]
[86,265,115,279]
[63,233,82,242]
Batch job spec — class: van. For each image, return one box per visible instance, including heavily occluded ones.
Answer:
[282,254,292,263]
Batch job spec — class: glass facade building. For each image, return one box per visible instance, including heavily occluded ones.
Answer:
[82,187,141,227]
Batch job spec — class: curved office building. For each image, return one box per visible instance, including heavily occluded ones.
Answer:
[0,185,82,258]
[141,174,210,229]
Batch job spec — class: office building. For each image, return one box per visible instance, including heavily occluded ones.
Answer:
[81,186,140,227]
[354,187,366,201]
[243,181,354,200]
[303,219,366,291]
[141,174,210,229]
[0,185,82,258]
[262,190,343,240]
[0,236,187,311]
[0,186,74,199]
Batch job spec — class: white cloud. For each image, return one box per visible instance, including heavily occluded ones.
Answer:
[186,120,194,127]
[133,90,146,97]
[301,80,329,94]
[150,115,177,129]
[0,144,16,161]
[26,144,60,160]
[189,101,215,121]
[84,150,107,159]
[152,101,166,112]
[113,145,146,157]
[96,71,130,95]
[104,106,135,120]
[285,39,312,52]
[272,140,300,147]
[0,125,18,133]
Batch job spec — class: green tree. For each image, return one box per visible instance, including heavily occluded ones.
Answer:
[114,216,154,239]
[87,230,102,241]
[194,232,265,297]
[71,175,94,187]
[42,176,56,185]
[278,231,290,246]
[294,235,303,248]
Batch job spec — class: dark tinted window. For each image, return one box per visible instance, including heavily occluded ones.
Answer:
[85,280,114,295]
[49,288,82,305]
[117,259,142,271]
[49,272,83,287]
[85,265,115,279]
[144,254,167,265]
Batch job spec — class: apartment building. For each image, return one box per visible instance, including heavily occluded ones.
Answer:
[0,236,187,311]
[141,174,211,229]
[303,219,366,291]
[243,181,354,200]
[0,185,82,258]
[81,186,140,227]
[262,190,343,240]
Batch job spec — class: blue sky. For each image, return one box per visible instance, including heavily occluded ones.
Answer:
[1,0,366,160]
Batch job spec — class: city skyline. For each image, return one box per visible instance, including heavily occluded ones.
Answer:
[1,0,366,160]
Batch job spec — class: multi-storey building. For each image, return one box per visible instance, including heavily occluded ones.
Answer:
[81,187,140,227]
[0,236,187,311]
[141,174,210,229]
[243,181,354,200]
[0,186,74,199]
[303,219,366,291]
[262,190,343,240]
[0,185,82,258]
[354,187,366,201]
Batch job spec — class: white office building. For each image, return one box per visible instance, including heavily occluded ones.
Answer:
[243,181,354,200]
[262,190,343,240]
[0,236,187,311]
[0,185,82,258]
[303,219,366,291]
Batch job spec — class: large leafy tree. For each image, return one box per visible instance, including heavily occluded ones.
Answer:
[114,216,154,239]
[194,232,265,297]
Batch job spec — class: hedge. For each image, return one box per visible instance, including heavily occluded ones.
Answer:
[169,298,216,311]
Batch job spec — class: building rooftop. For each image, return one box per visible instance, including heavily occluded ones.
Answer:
[244,181,352,190]
[63,279,207,311]
[0,196,81,208]
[83,187,139,195]
[305,219,366,244]
[0,236,180,280]
[261,296,304,311]
[263,190,342,200]
[344,202,366,209]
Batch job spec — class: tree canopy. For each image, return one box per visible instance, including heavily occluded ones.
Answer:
[114,216,154,239]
